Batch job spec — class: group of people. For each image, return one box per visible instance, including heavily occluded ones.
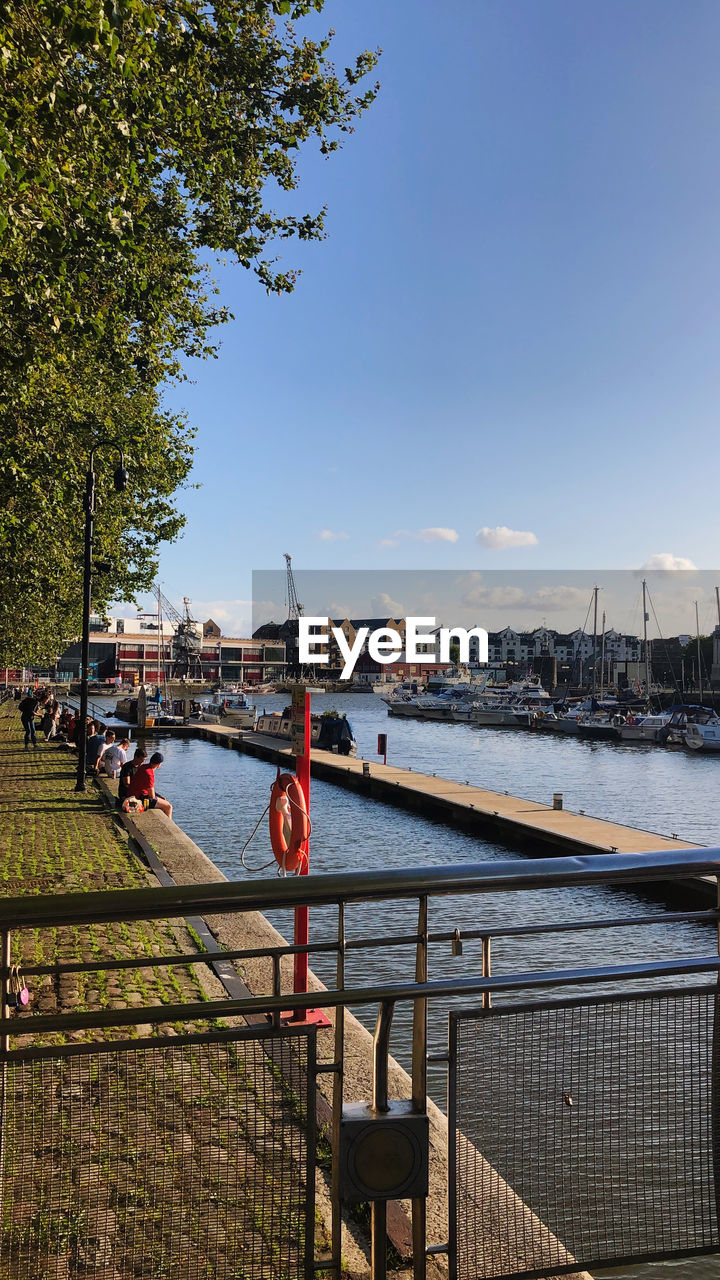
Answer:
[15,686,172,818]
[17,687,62,748]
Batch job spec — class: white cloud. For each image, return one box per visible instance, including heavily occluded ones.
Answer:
[190,598,256,636]
[529,585,590,612]
[380,527,458,548]
[317,529,349,542]
[378,529,410,549]
[461,583,589,613]
[462,585,529,610]
[370,592,405,618]
[476,526,538,550]
[641,553,697,571]
[416,527,459,543]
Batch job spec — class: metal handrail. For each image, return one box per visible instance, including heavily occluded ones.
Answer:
[2,847,719,1280]
[0,848,717,930]
[16,907,720,979]
[2,955,720,1042]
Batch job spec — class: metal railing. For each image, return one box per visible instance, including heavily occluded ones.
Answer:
[1,849,720,1280]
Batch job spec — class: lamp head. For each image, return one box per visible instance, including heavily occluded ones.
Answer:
[113,464,129,492]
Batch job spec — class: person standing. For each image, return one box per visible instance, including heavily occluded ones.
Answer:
[18,691,39,749]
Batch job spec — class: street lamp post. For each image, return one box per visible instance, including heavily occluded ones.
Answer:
[74,441,129,792]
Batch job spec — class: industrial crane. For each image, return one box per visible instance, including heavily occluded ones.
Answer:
[284,552,303,621]
[141,585,204,681]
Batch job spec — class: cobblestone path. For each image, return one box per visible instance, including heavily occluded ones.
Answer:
[0,701,317,1279]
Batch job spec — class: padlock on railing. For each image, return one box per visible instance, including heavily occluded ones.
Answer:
[5,964,30,1009]
[451,928,463,957]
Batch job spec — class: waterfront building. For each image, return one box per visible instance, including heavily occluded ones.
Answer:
[55,617,286,685]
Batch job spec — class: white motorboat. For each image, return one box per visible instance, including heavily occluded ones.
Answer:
[387,691,458,721]
[372,677,403,694]
[472,701,525,727]
[685,720,720,751]
[472,680,553,727]
[658,705,720,748]
[558,697,619,735]
[617,712,671,744]
[196,690,257,729]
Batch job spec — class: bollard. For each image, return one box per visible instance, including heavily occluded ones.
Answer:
[362,762,370,778]
[553,793,563,810]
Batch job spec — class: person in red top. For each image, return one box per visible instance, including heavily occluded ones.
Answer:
[125,751,172,818]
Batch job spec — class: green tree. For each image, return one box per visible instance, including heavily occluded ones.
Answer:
[0,0,379,663]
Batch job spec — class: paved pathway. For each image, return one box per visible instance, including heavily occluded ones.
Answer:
[0,701,319,1280]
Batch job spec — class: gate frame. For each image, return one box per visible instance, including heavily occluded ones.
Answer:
[448,983,720,1280]
[1,1020,318,1280]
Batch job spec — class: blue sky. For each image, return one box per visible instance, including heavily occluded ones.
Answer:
[127,1,720,634]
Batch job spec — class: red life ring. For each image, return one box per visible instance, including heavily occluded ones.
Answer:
[626,715,636,727]
[269,772,309,873]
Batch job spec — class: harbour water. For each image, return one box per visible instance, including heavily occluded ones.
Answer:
[91,691,719,1277]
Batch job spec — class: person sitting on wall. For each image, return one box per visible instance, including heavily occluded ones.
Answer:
[85,722,106,774]
[97,727,116,770]
[104,735,130,779]
[118,747,146,809]
[124,751,172,818]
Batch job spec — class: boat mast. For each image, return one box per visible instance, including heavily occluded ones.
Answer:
[591,585,598,697]
[599,611,606,699]
[696,600,703,702]
[642,579,651,702]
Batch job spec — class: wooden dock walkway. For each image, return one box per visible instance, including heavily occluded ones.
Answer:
[197,724,700,862]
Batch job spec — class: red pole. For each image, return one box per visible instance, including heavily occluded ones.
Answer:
[293,691,311,1006]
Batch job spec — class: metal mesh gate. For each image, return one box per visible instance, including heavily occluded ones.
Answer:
[449,987,720,1280]
[0,1023,316,1280]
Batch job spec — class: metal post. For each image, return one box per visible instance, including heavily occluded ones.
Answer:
[0,930,9,1214]
[330,902,345,1277]
[371,1000,395,1280]
[696,601,704,703]
[75,461,95,791]
[591,584,598,697]
[293,691,311,1010]
[1,931,10,1055]
[412,896,428,1278]
[271,955,281,1029]
[707,875,712,1223]
[481,936,492,1009]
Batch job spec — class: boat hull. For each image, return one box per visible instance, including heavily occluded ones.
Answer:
[200,709,256,729]
[684,726,720,752]
[618,725,662,743]
[577,723,619,741]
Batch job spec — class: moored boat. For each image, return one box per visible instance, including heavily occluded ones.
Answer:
[196,690,257,729]
[684,720,720,751]
[617,712,671,744]
[657,705,720,748]
[255,707,357,755]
